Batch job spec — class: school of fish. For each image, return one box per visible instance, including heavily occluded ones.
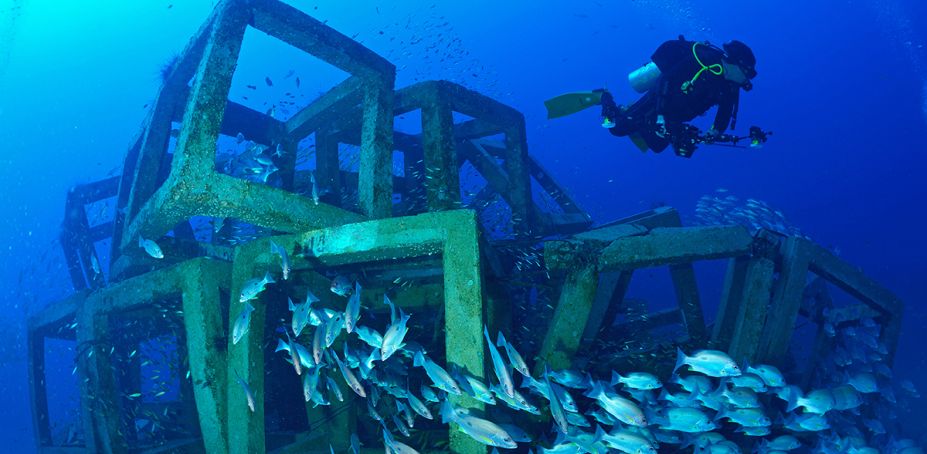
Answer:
[227,243,924,453]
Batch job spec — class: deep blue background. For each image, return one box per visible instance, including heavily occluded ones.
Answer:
[1,0,925,449]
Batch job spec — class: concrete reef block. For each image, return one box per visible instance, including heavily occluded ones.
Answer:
[119,0,395,256]
[227,209,485,454]
[76,258,231,454]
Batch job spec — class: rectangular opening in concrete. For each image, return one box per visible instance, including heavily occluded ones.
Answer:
[230,26,350,122]
[394,109,422,135]
[45,337,83,448]
[104,301,202,451]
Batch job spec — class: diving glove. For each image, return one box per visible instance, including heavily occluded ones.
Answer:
[597,89,619,129]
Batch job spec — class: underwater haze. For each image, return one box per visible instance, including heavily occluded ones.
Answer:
[1,0,926,452]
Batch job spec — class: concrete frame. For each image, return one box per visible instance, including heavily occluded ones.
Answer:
[27,292,86,453]
[536,207,724,374]
[325,81,592,237]
[61,177,120,291]
[74,258,230,453]
[116,0,393,269]
[226,209,486,454]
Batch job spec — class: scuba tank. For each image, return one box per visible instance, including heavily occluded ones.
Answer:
[628,61,661,93]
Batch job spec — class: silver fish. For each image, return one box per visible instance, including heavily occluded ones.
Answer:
[231,302,255,345]
[413,351,461,395]
[269,241,290,280]
[381,310,410,361]
[330,275,353,297]
[239,271,275,303]
[406,390,433,420]
[310,171,319,205]
[324,312,344,347]
[139,236,164,259]
[544,366,570,433]
[288,292,317,338]
[355,325,383,349]
[326,375,344,402]
[496,331,530,377]
[484,326,514,398]
[344,281,362,333]
[274,338,313,370]
[674,348,741,377]
[439,400,517,449]
[234,370,256,412]
[332,350,366,398]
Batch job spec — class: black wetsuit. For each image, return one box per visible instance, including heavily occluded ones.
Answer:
[608,37,741,155]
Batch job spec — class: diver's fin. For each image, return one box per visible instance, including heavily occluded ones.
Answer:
[544,91,604,119]
[629,133,650,152]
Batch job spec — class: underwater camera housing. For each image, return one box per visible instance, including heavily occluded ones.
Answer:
[669,124,772,157]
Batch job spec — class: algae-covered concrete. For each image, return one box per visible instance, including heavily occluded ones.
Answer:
[228,210,486,454]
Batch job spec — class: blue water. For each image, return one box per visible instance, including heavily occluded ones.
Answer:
[1,0,925,450]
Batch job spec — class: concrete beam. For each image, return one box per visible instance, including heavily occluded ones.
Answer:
[535,257,599,376]
[599,226,754,271]
[357,75,396,218]
[285,76,364,139]
[727,257,776,363]
[250,0,394,78]
[756,237,812,364]
[804,239,903,317]
[419,89,460,210]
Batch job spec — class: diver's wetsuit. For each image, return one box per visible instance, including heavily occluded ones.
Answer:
[608,37,741,155]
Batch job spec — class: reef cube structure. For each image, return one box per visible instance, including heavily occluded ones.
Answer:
[27,0,904,453]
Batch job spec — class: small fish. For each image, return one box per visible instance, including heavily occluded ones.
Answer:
[496,331,530,376]
[235,132,245,143]
[674,348,741,377]
[326,375,344,402]
[90,255,101,275]
[544,366,569,433]
[354,325,383,349]
[392,414,410,437]
[716,407,770,427]
[439,401,517,449]
[274,337,313,370]
[310,171,319,205]
[611,371,662,390]
[790,388,835,414]
[139,236,164,259]
[289,292,318,338]
[760,435,800,451]
[484,326,514,398]
[312,321,327,364]
[283,330,302,375]
[344,282,362,333]
[302,367,320,402]
[350,433,361,454]
[234,370,256,412]
[231,302,255,345]
[270,241,290,280]
[295,76,300,88]
[420,384,439,402]
[413,351,461,395]
[324,312,345,347]
[406,390,433,420]
[746,363,785,387]
[381,310,410,361]
[585,380,647,426]
[330,275,353,297]
[332,350,365,398]
[265,76,273,86]
[239,271,275,302]
[600,429,656,454]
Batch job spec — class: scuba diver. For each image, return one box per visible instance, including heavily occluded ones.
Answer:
[546,36,770,157]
